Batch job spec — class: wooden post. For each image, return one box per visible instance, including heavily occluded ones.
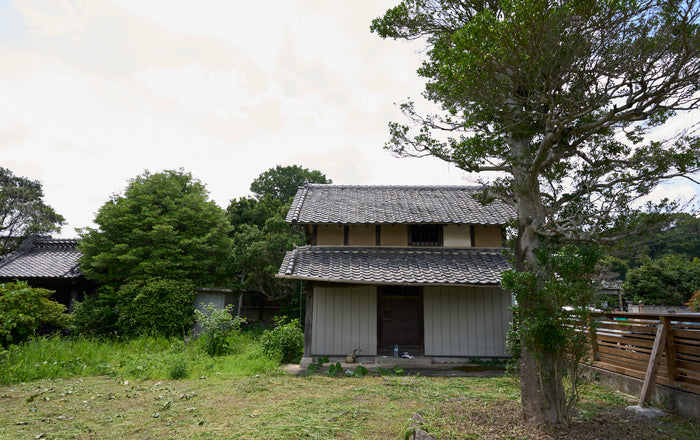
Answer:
[662,316,679,384]
[639,321,668,406]
[303,284,314,358]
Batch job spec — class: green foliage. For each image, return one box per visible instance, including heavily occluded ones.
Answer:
[168,355,189,380]
[372,0,700,425]
[352,365,369,377]
[0,334,279,384]
[327,362,343,376]
[623,255,700,306]
[686,290,700,312]
[228,165,330,302]
[195,303,246,356]
[115,279,196,337]
[259,316,304,364]
[230,204,303,299]
[77,169,232,336]
[78,169,233,289]
[70,286,120,335]
[227,195,286,232]
[373,366,405,376]
[306,356,329,373]
[249,165,331,203]
[503,244,600,410]
[0,282,69,347]
[0,167,64,257]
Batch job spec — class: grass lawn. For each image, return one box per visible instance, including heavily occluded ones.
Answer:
[1,371,698,439]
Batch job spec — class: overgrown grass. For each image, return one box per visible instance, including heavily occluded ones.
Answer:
[1,373,696,439]
[0,333,279,385]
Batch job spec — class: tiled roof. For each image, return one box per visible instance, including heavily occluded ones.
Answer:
[277,246,509,286]
[286,184,515,225]
[0,237,82,279]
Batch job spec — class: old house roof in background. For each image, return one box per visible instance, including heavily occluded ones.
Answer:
[277,246,509,286]
[286,184,515,225]
[0,237,82,279]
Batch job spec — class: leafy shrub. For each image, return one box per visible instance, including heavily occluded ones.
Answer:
[687,290,700,312]
[623,255,700,306]
[195,303,246,356]
[168,355,189,380]
[0,282,69,346]
[71,286,120,335]
[259,316,304,364]
[116,278,196,337]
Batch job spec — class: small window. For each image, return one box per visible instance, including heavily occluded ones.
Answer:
[409,224,442,246]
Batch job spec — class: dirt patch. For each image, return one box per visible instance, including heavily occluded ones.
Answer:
[421,399,696,439]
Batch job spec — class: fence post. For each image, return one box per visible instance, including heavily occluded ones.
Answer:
[662,316,679,384]
[639,320,668,406]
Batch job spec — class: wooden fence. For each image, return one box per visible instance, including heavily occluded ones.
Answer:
[590,312,700,405]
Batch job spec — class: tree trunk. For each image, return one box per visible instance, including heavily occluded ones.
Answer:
[511,147,568,426]
[520,345,567,426]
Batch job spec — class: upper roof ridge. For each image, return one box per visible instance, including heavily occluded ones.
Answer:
[304,183,483,190]
[285,184,515,225]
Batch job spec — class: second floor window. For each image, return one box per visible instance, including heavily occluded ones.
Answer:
[409,224,442,246]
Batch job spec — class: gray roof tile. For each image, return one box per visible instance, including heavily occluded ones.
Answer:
[277,246,509,285]
[0,237,81,279]
[286,184,515,225]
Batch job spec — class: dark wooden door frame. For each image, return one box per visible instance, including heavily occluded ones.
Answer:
[377,285,424,354]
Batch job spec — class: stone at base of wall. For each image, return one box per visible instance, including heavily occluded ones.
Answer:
[586,366,700,421]
[299,357,313,368]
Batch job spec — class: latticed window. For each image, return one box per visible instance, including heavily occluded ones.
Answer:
[409,224,442,246]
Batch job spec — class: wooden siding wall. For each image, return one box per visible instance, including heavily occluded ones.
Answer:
[473,226,502,248]
[311,285,378,356]
[424,286,512,357]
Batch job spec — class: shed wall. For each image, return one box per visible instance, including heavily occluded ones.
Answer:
[424,286,512,357]
[311,285,378,356]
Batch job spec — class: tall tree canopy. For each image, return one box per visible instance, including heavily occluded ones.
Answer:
[0,167,64,257]
[77,169,232,336]
[250,165,332,203]
[228,165,331,301]
[372,0,700,426]
[79,169,232,288]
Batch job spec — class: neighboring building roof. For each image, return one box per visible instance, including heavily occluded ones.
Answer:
[0,237,81,279]
[286,184,515,225]
[277,246,510,286]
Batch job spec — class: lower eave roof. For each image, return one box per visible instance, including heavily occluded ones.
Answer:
[277,246,510,286]
[0,238,82,279]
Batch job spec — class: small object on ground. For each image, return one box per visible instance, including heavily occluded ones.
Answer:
[402,352,414,359]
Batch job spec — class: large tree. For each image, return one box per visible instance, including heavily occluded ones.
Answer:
[77,170,232,336]
[0,167,64,257]
[250,165,332,203]
[228,165,332,301]
[79,169,232,288]
[372,0,700,426]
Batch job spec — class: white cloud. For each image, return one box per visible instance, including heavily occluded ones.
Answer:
[639,181,700,211]
[136,65,257,119]
[107,0,297,73]
[12,0,83,36]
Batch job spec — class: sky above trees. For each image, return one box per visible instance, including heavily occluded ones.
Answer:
[1,0,698,236]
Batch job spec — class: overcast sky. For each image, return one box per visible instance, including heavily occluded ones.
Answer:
[1,0,698,237]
